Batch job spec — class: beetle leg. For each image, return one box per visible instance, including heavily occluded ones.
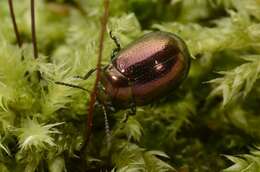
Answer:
[121,103,136,123]
[74,68,97,80]
[129,102,136,115]
[120,113,128,123]
[109,31,121,61]
[129,81,137,116]
[121,82,136,123]
[120,102,136,123]
[74,64,109,80]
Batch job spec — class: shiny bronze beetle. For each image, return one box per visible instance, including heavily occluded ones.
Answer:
[101,31,190,109]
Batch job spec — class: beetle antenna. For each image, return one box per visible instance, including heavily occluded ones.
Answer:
[55,81,91,93]
[80,0,110,159]
[8,0,22,47]
[30,0,38,59]
[102,105,111,150]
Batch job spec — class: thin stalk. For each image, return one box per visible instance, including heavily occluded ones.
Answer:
[30,0,38,59]
[8,0,22,47]
[81,0,110,152]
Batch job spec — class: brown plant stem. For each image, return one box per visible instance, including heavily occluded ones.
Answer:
[31,0,38,59]
[81,0,110,153]
[8,0,22,47]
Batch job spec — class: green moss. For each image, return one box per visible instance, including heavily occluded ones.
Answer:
[0,0,260,171]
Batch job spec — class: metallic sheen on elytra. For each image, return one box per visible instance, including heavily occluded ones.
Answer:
[101,31,190,107]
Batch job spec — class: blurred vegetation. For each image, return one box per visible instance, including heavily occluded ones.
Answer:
[0,0,260,171]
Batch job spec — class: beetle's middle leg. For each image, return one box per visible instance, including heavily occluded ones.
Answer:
[74,64,111,80]
[121,84,136,123]
[74,68,97,80]
[121,102,136,123]
[109,31,121,61]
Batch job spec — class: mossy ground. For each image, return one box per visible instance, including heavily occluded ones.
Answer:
[0,0,260,172]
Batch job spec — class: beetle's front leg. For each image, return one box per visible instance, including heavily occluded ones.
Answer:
[109,31,121,61]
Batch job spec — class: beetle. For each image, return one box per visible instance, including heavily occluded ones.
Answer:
[58,31,191,116]
[103,31,190,107]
